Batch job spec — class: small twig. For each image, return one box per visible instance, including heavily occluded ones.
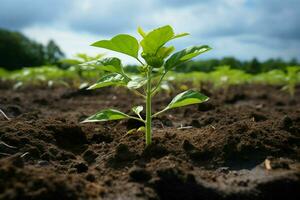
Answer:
[0,109,10,121]
[0,141,17,149]
[20,152,29,158]
[177,125,193,130]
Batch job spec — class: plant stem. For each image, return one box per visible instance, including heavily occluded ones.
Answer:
[151,72,167,96]
[145,66,152,146]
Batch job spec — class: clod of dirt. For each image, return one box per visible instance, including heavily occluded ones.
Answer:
[142,143,169,159]
[182,140,212,161]
[107,144,137,168]
[150,167,220,200]
[90,132,113,143]
[73,162,88,173]
[86,173,96,182]
[250,111,268,122]
[129,166,151,182]
[82,149,98,164]
[55,150,76,161]
[47,123,87,151]
[279,115,293,130]
[198,102,215,111]
[4,105,23,117]
[225,93,246,103]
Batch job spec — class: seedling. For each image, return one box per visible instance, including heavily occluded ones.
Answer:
[82,25,211,146]
[282,66,300,98]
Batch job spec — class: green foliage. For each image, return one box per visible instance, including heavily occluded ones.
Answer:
[166,90,209,109]
[171,57,299,74]
[88,73,128,90]
[282,66,300,97]
[92,34,139,59]
[82,109,130,123]
[83,25,211,146]
[165,46,211,72]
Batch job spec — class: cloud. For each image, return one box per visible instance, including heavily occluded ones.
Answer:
[0,0,69,30]
[0,0,299,61]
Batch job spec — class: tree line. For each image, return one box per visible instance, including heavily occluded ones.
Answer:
[0,28,64,70]
[0,28,298,73]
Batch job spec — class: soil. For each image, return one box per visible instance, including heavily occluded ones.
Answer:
[0,82,299,200]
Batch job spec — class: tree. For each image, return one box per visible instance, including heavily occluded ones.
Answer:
[44,40,65,65]
[0,28,65,70]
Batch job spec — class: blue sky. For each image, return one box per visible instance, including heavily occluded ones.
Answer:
[1,0,299,63]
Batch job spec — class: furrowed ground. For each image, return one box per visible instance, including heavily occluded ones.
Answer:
[0,83,299,200]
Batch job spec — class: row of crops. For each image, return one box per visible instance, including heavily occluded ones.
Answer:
[1,65,299,87]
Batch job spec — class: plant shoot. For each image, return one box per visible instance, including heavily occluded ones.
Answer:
[82,25,211,146]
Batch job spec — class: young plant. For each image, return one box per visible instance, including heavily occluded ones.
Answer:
[282,66,300,98]
[81,25,211,146]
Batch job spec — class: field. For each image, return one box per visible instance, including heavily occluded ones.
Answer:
[0,80,299,199]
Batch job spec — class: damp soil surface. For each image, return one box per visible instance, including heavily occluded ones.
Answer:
[0,82,300,200]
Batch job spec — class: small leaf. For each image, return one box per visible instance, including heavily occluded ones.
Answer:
[87,73,127,90]
[126,126,145,135]
[91,34,139,58]
[132,106,143,116]
[82,109,129,123]
[141,25,175,54]
[166,90,209,110]
[164,45,212,72]
[137,126,145,132]
[81,57,123,74]
[127,76,147,89]
[172,32,189,39]
[98,57,123,73]
[127,128,137,134]
[156,46,175,59]
[138,26,147,38]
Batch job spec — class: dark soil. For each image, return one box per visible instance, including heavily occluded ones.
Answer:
[0,83,299,200]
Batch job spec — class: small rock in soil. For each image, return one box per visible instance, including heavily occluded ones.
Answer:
[73,162,88,173]
[86,173,96,182]
[129,166,151,182]
[142,143,168,159]
[198,102,215,111]
[82,149,98,164]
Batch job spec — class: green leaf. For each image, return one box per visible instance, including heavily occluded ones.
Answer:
[137,126,145,132]
[91,34,139,58]
[87,73,127,90]
[138,26,147,38]
[132,105,143,116]
[157,46,175,59]
[164,45,212,72]
[98,57,123,73]
[173,32,189,39]
[126,126,145,135]
[80,57,123,73]
[127,76,147,89]
[140,25,175,54]
[82,109,129,123]
[165,90,209,110]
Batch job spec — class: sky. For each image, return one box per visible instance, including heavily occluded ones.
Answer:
[0,0,299,64]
